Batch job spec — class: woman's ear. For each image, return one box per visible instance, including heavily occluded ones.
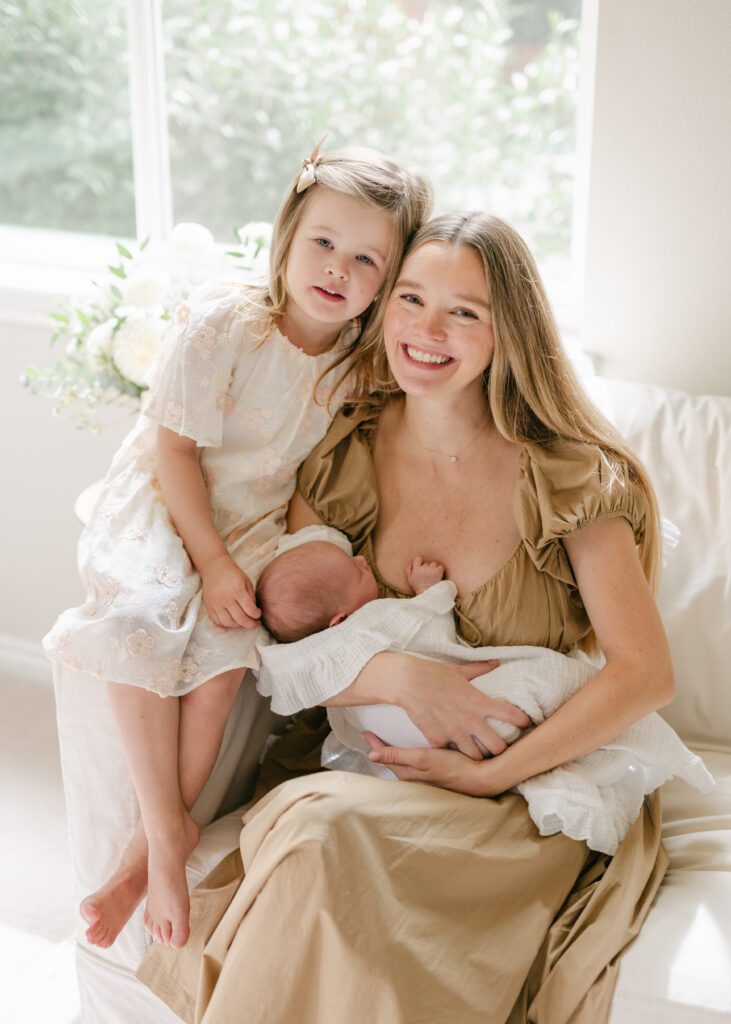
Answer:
[329,612,348,628]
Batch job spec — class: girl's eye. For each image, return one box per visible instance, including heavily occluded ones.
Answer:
[400,293,423,306]
[315,238,333,249]
[454,308,478,319]
[356,254,375,266]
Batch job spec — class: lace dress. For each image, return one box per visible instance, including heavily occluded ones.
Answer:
[43,281,355,696]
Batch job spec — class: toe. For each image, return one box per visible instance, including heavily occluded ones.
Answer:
[80,898,100,926]
[171,921,190,949]
[160,919,172,946]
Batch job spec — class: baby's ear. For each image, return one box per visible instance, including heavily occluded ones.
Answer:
[329,612,348,628]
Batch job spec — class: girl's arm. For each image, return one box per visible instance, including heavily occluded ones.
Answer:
[368,516,676,795]
[156,426,260,629]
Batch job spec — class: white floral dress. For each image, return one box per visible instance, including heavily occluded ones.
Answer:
[43,281,356,696]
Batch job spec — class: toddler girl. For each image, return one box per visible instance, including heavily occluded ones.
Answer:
[44,144,431,950]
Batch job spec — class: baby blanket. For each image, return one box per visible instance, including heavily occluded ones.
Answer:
[257,579,713,855]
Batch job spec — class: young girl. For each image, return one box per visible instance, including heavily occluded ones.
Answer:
[43,144,432,952]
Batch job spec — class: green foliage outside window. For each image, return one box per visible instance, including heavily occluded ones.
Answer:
[1,0,580,262]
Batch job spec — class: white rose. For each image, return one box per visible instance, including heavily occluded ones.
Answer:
[237,221,273,250]
[112,315,167,387]
[85,319,116,372]
[168,222,216,262]
[121,264,171,308]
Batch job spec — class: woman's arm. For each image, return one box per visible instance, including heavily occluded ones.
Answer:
[369,516,675,794]
[156,426,259,628]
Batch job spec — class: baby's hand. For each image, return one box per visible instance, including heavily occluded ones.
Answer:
[201,554,261,629]
[406,556,445,595]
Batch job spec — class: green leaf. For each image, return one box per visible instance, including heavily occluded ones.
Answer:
[226,250,245,258]
[116,241,133,259]
[140,235,151,251]
[110,284,123,300]
[108,264,127,279]
[49,312,70,323]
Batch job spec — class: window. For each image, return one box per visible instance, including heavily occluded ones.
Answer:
[1,0,581,307]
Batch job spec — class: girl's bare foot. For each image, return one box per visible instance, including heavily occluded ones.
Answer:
[80,831,149,949]
[143,810,200,949]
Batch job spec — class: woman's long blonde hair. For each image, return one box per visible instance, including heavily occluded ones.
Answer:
[241,146,433,399]
[365,212,662,593]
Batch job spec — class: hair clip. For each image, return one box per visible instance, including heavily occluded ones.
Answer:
[296,135,328,194]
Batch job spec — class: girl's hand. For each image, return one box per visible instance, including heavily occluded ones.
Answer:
[395,658,532,760]
[364,733,503,797]
[200,554,261,629]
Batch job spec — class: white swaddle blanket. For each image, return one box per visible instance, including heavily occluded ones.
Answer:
[257,532,713,855]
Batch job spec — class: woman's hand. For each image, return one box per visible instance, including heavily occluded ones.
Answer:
[395,658,532,760]
[364,733,503,797]
[200,553,261,629]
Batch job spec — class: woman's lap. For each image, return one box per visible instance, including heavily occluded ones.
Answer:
[139,768,616,1024]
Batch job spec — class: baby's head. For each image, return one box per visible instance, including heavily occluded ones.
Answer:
[256,541,379,643]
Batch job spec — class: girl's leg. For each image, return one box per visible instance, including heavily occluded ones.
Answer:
[81,670,243,949]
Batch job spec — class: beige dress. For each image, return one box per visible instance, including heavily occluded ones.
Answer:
[137,403,667,1024]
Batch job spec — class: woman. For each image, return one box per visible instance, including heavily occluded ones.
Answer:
[139,213,673,1024]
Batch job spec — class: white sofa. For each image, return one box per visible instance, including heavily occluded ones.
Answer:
[54,375,731,1023]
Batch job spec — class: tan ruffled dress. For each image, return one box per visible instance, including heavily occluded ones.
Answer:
[138,403,667,1024]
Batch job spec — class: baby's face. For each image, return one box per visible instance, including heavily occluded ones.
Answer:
[306,542,379,617]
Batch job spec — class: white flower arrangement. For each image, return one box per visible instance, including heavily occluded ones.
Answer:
[22,221,272,430]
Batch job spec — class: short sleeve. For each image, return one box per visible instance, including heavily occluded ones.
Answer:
[515,439,648,588]
[296,403,380,550]
[143,280,248,447]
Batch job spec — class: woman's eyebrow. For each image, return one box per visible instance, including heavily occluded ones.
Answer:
[455,293,491,310]
[395,279,491,310]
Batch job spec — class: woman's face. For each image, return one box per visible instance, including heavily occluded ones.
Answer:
[383,242,494,399]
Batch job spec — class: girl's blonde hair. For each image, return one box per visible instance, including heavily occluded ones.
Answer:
[365,212,662,597]
[243,145,433,399]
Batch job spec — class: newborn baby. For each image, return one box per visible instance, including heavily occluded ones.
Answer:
[256,529,445,642]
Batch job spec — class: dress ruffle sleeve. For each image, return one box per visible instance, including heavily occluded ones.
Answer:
[515,439,648,589]
[143,280,248,448]
[296,403,380,552]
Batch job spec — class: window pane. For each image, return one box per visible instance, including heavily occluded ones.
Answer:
[163,0,580,265]
[0,1,135,237]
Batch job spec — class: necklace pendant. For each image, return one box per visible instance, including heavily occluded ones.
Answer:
[450,455,458,463]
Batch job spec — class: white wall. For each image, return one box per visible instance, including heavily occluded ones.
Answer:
[1,316,130,649]
[578,0,731,395]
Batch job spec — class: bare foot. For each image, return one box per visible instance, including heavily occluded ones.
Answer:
[143,811,200,950]
[80,837,149,949]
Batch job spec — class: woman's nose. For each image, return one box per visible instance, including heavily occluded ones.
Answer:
[418,311,447,342]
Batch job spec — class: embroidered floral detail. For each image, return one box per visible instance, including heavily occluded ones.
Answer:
[189,324,217,359]
[165,401,184,430]
[179,656,198,683]
[215,392,234,416]
[155,564,179,588]
[175,303,192,325]
[255,447,282,476]
[126,628,155,657]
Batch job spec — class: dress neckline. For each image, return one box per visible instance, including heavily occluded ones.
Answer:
[362,439,530,605]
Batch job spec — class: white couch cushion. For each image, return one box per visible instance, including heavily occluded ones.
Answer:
[610,749,731,1023]
[585,377,731,750]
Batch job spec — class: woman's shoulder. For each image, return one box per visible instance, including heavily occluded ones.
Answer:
[296,399,383,545]
[516,435,647,554]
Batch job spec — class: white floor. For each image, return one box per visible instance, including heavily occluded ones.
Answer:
[0,671,80,1024]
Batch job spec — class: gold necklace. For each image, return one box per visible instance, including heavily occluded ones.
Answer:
[402,411,490,463]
